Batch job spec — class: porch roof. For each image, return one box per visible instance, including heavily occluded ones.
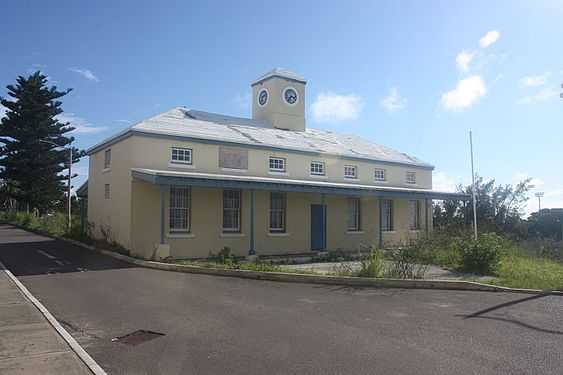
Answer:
[131,168,469,201]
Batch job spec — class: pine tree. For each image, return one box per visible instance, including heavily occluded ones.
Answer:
[0,71,81,213]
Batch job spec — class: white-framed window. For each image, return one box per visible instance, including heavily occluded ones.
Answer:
[310,161,325,175]
[171,147,192,164]
[269,157,286,172]
[347,197,361,231]
[374,168,386,181]
[269,192,286,232]
[344,165,357,179]
[409,200,420,230]
[406,171,416,184]
[104,149,111,169]
[381,199,393,231]
[104,184,110,199]
[170,187,190,231]
[223,189,241,232]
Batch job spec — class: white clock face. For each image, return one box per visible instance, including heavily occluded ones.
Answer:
[258,89,268,106]
[283,87,298,106]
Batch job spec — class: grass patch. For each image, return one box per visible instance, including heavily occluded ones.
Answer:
[490,252,563,291]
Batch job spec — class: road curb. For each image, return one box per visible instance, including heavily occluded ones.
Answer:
[54,236,563,295]
[0,260,108,375]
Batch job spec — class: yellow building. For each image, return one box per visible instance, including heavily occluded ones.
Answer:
[78,68,468,259]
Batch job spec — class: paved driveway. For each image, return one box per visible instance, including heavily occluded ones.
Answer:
[0,224,561,375]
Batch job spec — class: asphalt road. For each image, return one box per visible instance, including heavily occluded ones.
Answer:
[0,224,561,375]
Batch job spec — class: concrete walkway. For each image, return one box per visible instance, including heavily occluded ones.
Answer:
[0,269,93,374]
[280,260,499,282]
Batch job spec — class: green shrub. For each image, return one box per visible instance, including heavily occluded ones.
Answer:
[356,246,384,278]
[385,244,428,279]
[209,247,237,265]
[451,233,504,275]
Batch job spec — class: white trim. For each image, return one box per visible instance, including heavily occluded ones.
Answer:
[257,88,269,107]
[382,231,396,234]
[344,177,360,182]
[282,86,299,107]
[102,168,111,173]
[268,232,290,237]
[169,163,197,169]
[220,232,246,238]
[309,174,328,180]
[374,180,389,184]
[346,231,364,235]
[167,232,195,238]
[268,171,289,176]
[221,168,248,173]
[406,183,419,187]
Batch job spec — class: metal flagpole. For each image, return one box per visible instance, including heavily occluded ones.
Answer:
[470,131,478,239]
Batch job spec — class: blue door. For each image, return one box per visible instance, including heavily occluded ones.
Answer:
[311,204,323,250]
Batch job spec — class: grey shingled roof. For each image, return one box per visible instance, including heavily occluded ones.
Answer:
[87,107,432,168]
[251,67,307,86]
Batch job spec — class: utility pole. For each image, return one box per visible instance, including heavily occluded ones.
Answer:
[535,192,544,212]
[470,131,478,239]
[40,139,73,229]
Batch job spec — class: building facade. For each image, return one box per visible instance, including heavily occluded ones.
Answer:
[79,68,467,259]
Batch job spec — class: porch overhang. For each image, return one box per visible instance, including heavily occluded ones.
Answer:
[131,168,469,201]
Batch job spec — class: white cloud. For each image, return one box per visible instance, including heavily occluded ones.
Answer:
[520,85,558,104]
[456,50,476,73]
[440,75,486,112]
[234,92,252,109]
[379,87,407,113]
[70,68,99,82]
[310,92,364,123]
[520,72,550,87]
[57,113,108,135]
[478,30,500,48]
[433,171,459,192]
[0,104,7,118]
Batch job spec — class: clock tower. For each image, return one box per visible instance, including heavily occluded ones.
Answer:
[251,67,306,132]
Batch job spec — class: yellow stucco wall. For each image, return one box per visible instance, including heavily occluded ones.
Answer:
[128,136,432,189]
[87,134,433,258]
[87,137,132,248]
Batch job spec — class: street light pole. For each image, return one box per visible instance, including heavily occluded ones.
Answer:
[40,139,73,229]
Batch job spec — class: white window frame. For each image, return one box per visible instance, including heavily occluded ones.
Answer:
[104,184,110,199]
[269,157,286,172]
[104,149,111,169]
[171,147,192,165]
[374,168,386,181]
[347,197,361,231]
[222,189,241,232]
[409,200,420,230]
[381,199,393,231]
[169,187,190,232]
[406,171,416,184]
[344,165,357,179]
[269,192,286,232]
[310,161,325,176]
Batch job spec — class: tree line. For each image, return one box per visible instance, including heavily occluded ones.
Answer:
[433,175,562,241]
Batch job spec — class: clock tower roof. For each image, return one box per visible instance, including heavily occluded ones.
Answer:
[251,67,307,86]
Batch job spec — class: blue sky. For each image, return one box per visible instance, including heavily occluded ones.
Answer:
[1,0,562,216]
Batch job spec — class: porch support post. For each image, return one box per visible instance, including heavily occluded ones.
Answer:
[378,197,383,248]
[321,193,327,252]
[425,198,429,233]
[249,189,256,256]
[160,187,166,245]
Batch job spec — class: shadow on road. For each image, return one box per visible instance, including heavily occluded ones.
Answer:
[459,294,562,335]
[0,224,135,276]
